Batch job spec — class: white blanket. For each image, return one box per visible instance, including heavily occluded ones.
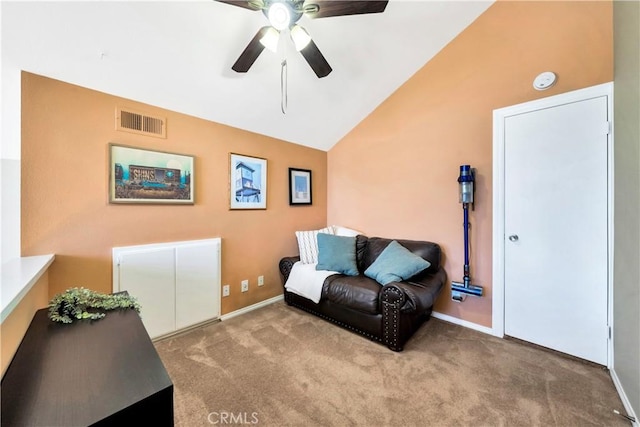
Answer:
[284,261,338,304]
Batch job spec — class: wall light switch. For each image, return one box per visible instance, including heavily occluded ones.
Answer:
[258,275,264,286]
[241,280,249,292]
[222,285,230,297]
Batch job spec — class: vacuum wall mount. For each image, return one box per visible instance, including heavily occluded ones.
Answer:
[452,165,483,302]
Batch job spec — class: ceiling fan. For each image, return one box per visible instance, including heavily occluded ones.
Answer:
[215,0,389,78]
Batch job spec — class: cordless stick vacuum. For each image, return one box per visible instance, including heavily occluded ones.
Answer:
[452,165,483,302]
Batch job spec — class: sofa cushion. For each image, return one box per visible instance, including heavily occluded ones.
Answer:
[364,240,431,285]
[362,237,441,275]
[295,226,334,264]
[322,275,380,315]
[316,234,359,276]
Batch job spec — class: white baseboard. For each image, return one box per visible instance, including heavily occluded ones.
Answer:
[431,311,499,337]
[220,295,284,321]
[610,368,639,426]
[152,317,221,342]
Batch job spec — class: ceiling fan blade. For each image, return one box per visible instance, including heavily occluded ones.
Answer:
[213,0,263,11]
[303,1,388,19]
[299,39,332,78]
[232,26,270,73]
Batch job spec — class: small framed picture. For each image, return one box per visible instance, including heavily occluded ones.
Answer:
[109,143,194,204]
[289,168,312,206]
[230,153,267,210]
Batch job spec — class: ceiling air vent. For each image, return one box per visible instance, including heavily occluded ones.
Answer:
[116,107,166,138]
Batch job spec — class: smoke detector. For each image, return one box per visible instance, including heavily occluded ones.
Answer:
[533,71,557,91]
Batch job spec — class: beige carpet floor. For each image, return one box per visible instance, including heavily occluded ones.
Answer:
[154,300,629,426]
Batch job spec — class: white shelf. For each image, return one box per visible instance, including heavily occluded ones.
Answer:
[1,254,55,322]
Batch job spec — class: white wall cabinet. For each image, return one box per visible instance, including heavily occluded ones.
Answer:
[113,238,221,339]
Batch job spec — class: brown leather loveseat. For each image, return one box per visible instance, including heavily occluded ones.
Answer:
[279,235,446,351]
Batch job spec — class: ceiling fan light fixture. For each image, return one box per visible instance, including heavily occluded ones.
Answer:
[268,2,291,31]
[259,27,280,52]
[290,25,311,51]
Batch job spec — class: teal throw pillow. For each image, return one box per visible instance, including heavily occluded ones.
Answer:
[364,240,431,286]
[316,233,359,276]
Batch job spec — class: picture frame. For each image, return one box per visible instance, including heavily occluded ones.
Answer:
[230,153,267,210]
[289,168,312,205]
[109,143,194,204]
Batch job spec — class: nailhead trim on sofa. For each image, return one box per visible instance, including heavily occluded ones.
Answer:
[382,285,404,351]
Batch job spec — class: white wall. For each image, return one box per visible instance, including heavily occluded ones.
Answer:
[613,0,640,418]
[1,1,22,263]
[1,159,21,263]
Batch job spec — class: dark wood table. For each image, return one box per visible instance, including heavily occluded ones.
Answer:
[1,307,174,426]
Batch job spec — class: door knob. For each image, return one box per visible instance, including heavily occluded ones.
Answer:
[508,235,519,242]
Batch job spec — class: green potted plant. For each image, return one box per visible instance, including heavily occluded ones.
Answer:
[48,287,141,324]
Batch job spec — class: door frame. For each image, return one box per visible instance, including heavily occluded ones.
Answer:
[492,82,614,367]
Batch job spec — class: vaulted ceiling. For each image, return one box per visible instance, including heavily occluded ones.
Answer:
[2,0,493,151]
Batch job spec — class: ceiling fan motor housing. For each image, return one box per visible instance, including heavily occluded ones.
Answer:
[262,0,304,28]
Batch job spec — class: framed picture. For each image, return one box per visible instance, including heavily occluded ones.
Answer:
[230,153,267,210]
[109,143,194,204]
[289,168,312,205]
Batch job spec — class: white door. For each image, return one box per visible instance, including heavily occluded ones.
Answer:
[504,95,609,365]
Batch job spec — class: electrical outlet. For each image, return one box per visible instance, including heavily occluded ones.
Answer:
[222,284,230,297]
[241,280,249,292]
[258,275,264,286]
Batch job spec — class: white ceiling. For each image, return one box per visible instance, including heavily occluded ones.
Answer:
[2,0,493,151]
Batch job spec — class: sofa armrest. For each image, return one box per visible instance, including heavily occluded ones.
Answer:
[380,267,447,314]
[279,256,301,286]
[379,268,446,351]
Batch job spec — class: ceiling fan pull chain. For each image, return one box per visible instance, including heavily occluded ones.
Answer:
[280,59,288,114]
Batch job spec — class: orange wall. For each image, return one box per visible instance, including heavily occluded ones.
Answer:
[21,72,327,315]
[328,1,613,327]
[1,272,49,376]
